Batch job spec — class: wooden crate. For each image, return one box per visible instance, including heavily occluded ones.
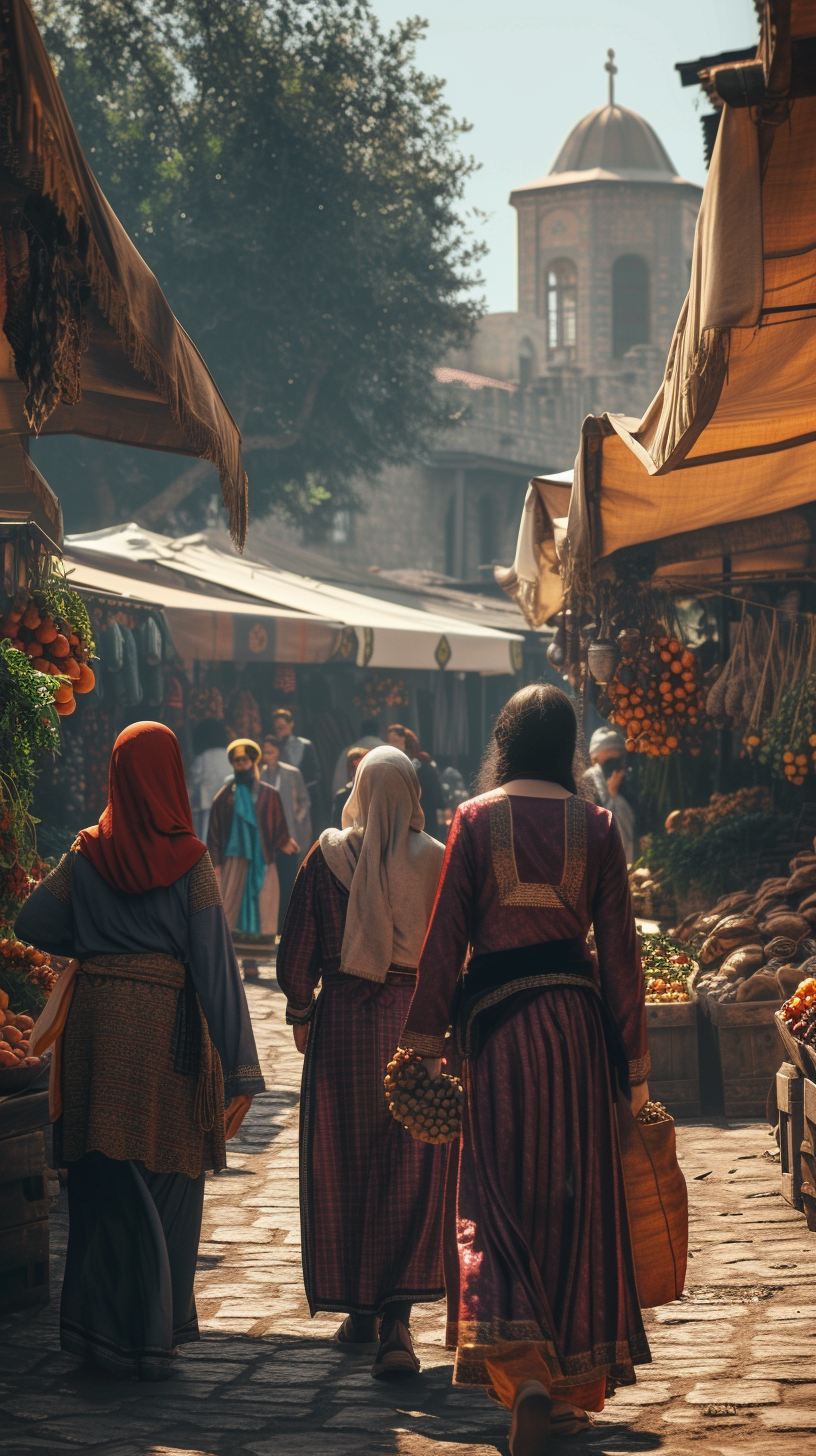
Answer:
[0,1094,51,1314]
[0,1130,48,1231]
[801,1077,816,1232]
[698,995,784,1119]
[0,1218,49,1313]
[777,1062,805,1210]
[645,1002,700,1117]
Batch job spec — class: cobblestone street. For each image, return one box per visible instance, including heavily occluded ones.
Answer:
[2,968,816,1455]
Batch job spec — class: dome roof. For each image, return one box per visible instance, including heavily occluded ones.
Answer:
[549,104,677,181]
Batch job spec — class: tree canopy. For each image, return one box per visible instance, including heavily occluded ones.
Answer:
[33,0,483,533]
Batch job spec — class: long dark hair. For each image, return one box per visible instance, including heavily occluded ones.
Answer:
[477,684,579,794]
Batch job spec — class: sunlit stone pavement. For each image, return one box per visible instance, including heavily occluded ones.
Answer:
[2,966,816,1455]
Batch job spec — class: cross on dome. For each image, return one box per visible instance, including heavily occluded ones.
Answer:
[605,48,618,106]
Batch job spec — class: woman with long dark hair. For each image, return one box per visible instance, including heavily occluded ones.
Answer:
[398,685,651,1453]
[16,722,264,1380]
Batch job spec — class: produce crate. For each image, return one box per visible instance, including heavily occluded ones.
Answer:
[645,1002,700,1117]
[698,994,784,1119]
[777,1062,805,1211]
[774,1010,813,1079]
[0,1219,49,1313]
[801,1077,816,1233]
[0,1130,48,1230]
[0,1092,51,1314]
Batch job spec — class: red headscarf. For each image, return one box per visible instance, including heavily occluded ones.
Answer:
[76,721,206,894]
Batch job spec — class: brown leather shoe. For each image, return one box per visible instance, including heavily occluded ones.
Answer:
[333,1315,379,1351]
[370,1320,421,1379]
[509,1379,552,1456]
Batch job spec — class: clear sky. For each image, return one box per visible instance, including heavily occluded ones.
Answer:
[369,0,759,313]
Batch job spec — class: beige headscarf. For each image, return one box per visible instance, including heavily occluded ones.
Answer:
[319,744,445,982]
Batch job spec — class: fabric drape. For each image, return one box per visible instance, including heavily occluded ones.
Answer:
[77,721,205,895]
[319,745,444,983]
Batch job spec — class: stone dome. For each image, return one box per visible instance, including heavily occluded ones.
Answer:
[549,104,677,181]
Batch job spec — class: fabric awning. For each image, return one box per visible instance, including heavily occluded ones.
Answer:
[65,556,339,666]
[494,471,572,625]
[0,2,247,545]
[66,524,523,673]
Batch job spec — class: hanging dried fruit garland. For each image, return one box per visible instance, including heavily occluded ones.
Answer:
[604,631,709,757]
[743,619,816,785]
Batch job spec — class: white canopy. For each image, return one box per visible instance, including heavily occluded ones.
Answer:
[66,524,522,673]
[63,554,339,665]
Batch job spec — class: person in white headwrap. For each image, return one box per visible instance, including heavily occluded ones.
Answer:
[580,726,636,865]
[275,746,449,1381]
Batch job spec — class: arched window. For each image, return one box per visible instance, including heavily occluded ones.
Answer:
[546,259,577,359]
[612,254,650,358]
[518,336,537,388]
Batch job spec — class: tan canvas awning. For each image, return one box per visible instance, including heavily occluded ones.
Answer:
[0,1,247,545]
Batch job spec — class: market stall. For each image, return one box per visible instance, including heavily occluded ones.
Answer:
[0,0,253,1306]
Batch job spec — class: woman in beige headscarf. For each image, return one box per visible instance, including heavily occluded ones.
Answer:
[276,746,448,1380]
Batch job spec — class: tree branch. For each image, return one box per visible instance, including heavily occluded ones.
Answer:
[135,460,213,526]
[243,367,326,452]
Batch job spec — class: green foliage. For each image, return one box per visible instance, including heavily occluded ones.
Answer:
[639,811,797,899]
[34,0,483,532]
[0,964,47,1017]
[0,642,61,809]
[29,558,96,655]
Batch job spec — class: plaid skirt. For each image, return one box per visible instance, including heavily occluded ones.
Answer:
[299,970,451,1315]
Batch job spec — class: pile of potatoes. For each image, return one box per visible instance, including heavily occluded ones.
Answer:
[0,988,39,1069]
[671,845,816,1003]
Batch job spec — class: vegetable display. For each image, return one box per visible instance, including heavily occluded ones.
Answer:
[781,977,816,1047]
[671,846,816,1002]
[639,933,694,1002]
[664,786,771,836]
[0,569,96,719]
[637,811,796,902]
[0,935,57,1070]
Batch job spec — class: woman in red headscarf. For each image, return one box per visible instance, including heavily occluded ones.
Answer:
[15,722,265,1381]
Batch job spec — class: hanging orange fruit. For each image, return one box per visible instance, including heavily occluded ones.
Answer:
[74,663,96,694]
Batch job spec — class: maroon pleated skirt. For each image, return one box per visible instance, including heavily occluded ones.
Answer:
[450,985,651,1393]
[299,973,451,1315]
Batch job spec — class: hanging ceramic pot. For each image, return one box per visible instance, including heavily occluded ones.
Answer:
[618,627,641,656]
[547,613,567,669]
[587,638,619,684]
